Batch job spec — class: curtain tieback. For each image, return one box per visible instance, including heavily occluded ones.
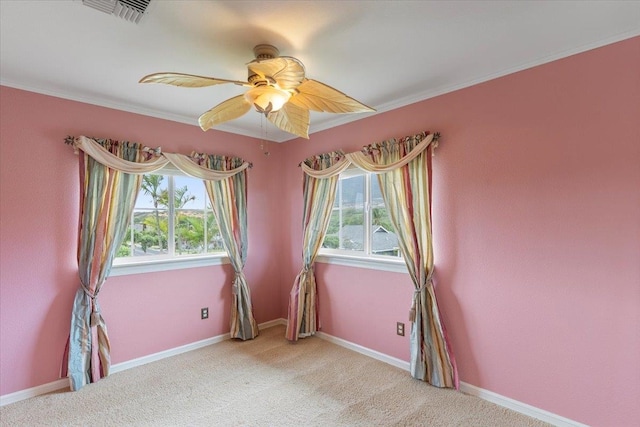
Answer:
[90,310,102,327]
[294,265,313,297]
[80,282,99,311]
[80,284,102,326]
[231,270,244,295]
[409,274,433,322]
[232,278,239,295]
[79,282,103,327]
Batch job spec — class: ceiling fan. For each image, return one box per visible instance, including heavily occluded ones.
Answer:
[139,45,375,139]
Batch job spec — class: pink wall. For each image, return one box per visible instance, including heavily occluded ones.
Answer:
[1,37,638,427]
[279,37,640,426]
[0,87,285,394]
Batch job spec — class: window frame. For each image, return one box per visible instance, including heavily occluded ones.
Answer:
[317,168,407,274]
[110,169,228,276]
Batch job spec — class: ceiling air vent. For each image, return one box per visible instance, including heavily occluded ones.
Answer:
[82,0,151,24]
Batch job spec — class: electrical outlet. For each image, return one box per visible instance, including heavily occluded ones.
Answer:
[396,322,405,336]
[201,307,209,319]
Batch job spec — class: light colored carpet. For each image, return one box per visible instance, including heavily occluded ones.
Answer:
[0,325,550,426]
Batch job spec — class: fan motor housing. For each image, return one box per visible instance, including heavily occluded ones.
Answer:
[253,44,280,60]
[247,45,281,86]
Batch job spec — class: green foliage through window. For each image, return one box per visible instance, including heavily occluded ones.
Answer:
[117,174,225,260]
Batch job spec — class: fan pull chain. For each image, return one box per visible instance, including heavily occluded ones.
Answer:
[260,114,270,156]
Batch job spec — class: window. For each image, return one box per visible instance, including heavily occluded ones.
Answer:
[319,168,405,272]
[111,173,226,275]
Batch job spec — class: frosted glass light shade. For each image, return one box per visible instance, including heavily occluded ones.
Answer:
[244,86,291,113]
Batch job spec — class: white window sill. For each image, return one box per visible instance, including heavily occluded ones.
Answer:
[109,255,229,276]
[316,253,408,274]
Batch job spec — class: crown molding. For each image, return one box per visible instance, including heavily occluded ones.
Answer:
[2,29,637,145]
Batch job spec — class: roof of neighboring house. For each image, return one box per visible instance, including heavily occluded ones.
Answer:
[333,224,399,253]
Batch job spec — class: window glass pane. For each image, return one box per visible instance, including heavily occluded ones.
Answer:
[175,176,205,209]
[324,174,365,252]
[116,174,224,262]
[174,176,204,255]
[131,207,169,256]
[132,175,169,256]
[206,211,225,253]
[370,178,400,257]
[117,231,132,258]
[320,170,402,261]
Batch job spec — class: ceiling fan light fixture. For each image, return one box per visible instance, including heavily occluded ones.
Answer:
[244,85,291,114]
[140,44,375,139]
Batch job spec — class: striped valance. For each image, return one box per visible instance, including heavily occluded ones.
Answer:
[65,135,250,181]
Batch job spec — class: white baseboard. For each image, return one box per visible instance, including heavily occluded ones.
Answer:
[0,378,70,407]
[0,319,283,407]
[1,319,587,427]
[110,332,231,374]
[316,331,410,371]
[459,382,588,427]
[257,318,287,329]
[315,330,587,427]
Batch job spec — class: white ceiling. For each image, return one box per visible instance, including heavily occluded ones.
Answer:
[1,1,639,142]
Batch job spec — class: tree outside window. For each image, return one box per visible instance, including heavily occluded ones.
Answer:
[117,174,224,260]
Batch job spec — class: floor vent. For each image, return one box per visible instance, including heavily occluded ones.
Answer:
[82,0,151,24]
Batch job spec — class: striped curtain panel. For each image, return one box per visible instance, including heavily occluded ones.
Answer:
[365,132,458,388]
[286,151,344,341]
[202,154,258,340]
[62,139,144,391]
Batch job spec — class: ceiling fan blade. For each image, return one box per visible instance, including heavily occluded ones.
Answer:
[267,102,310,139]
[140,72,248,87]
[248,57,305,90]
[198,95,252,131]
[289,79,375,113]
